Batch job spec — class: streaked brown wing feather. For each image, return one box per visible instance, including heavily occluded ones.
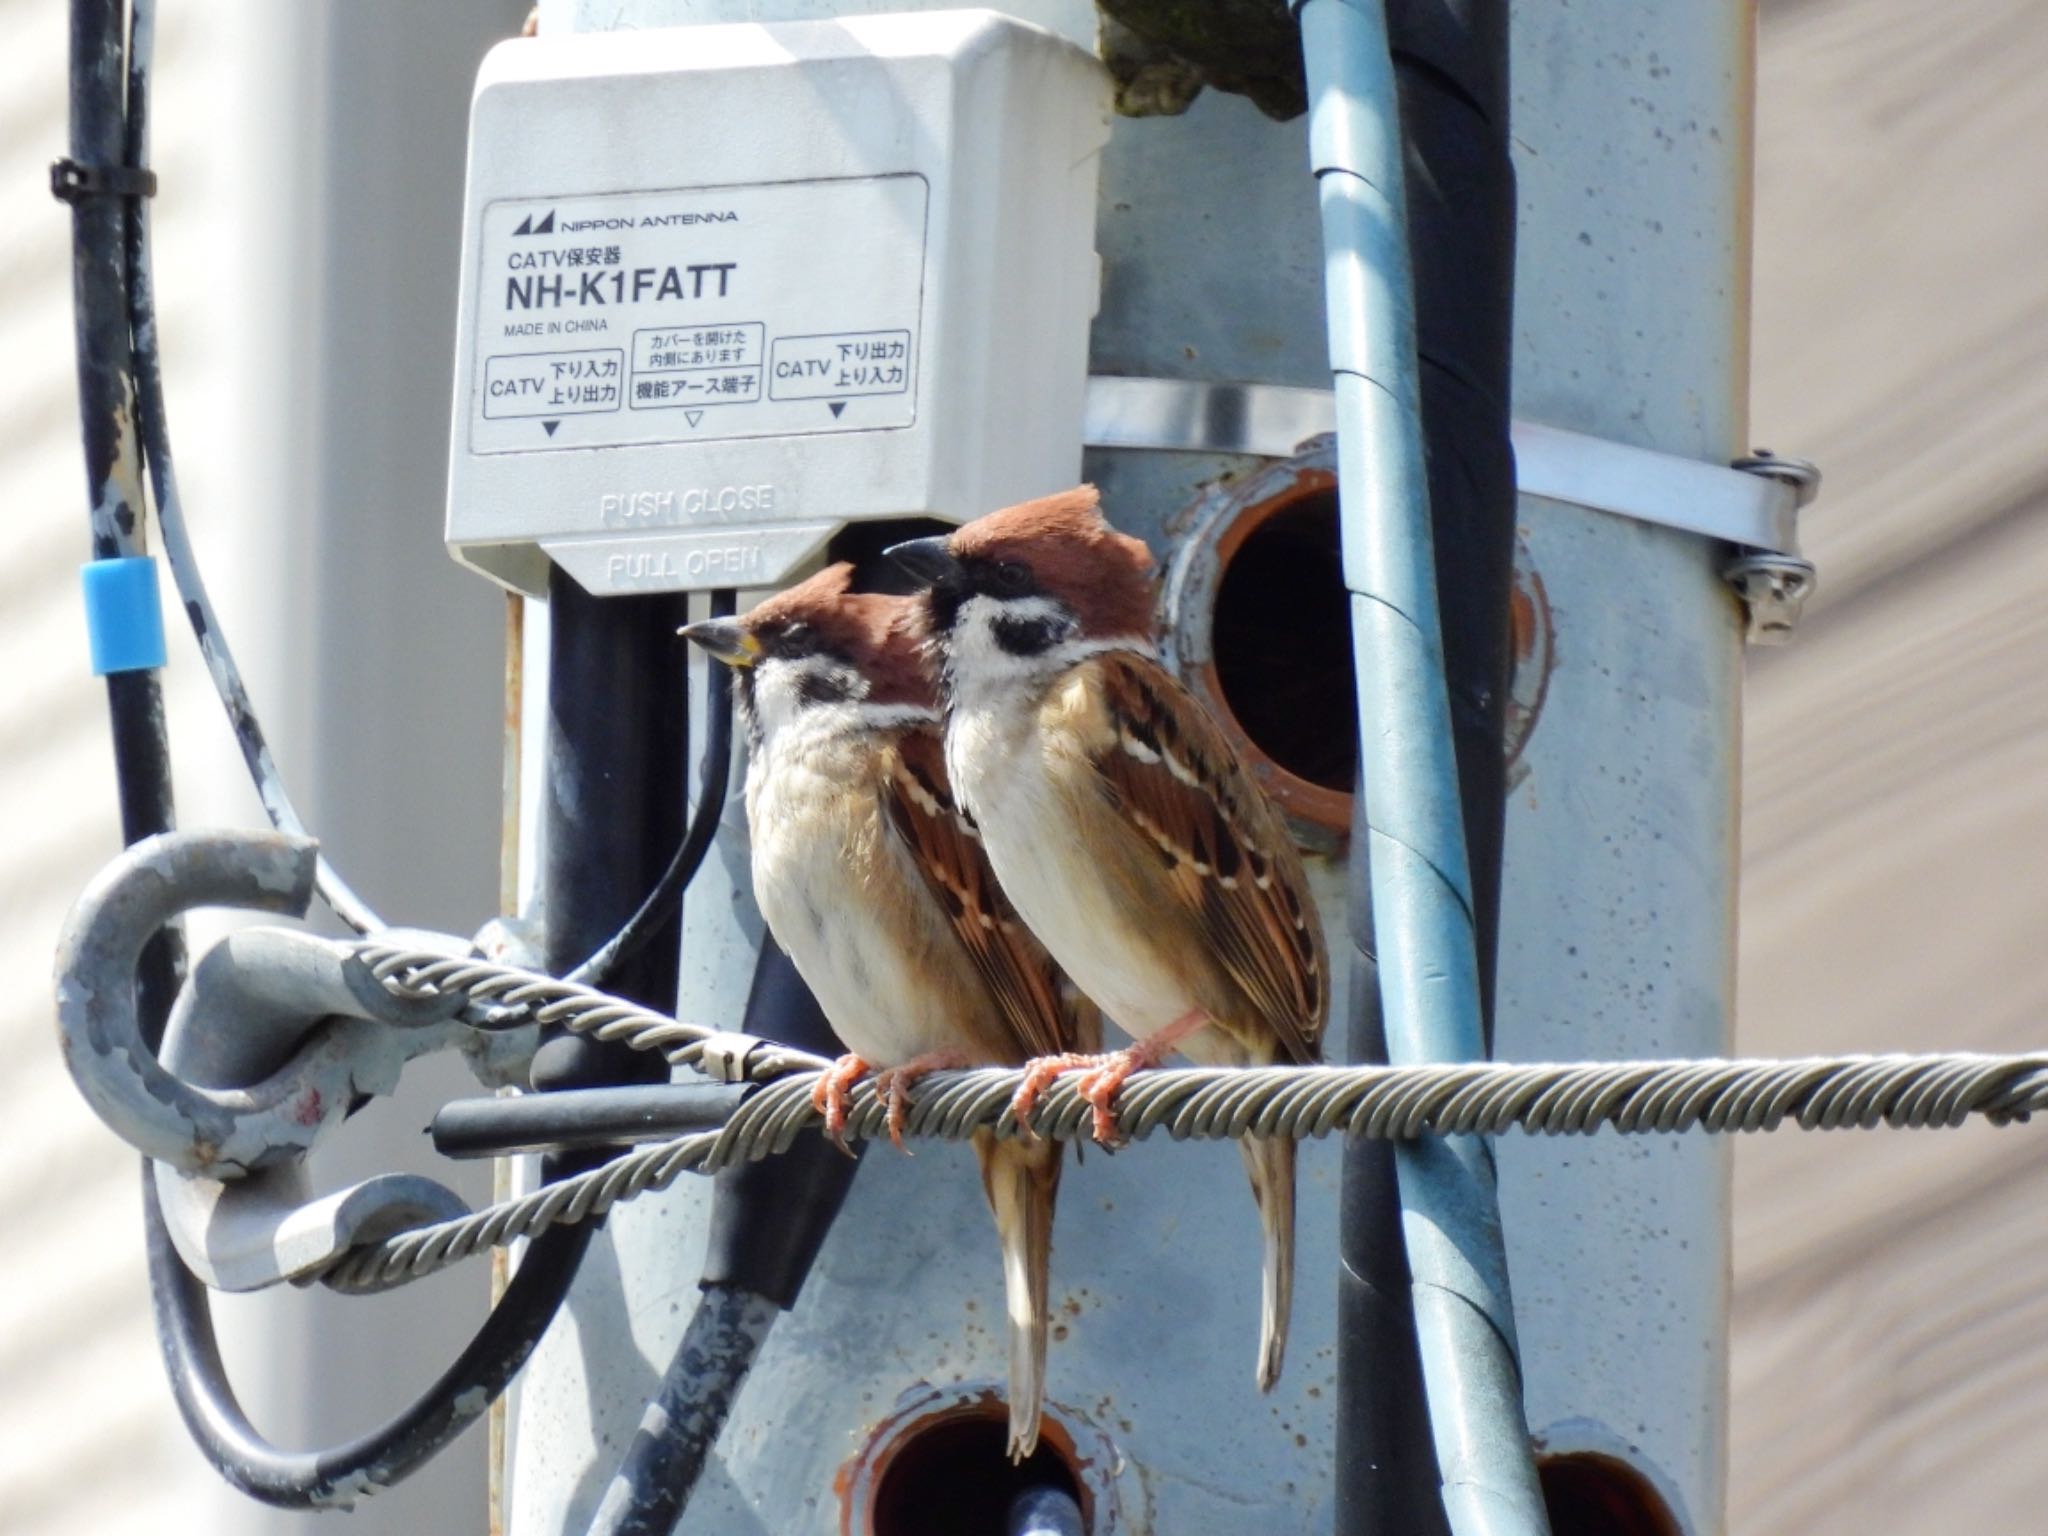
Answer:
[883,727,1087,1059]
[1078,652,1327,1062]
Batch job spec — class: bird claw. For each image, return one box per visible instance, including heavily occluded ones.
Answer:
[1010,1050,1144,1147]
[871,1051,970,1153]
[1008,1052,1099,1140]
[812,1054,872,1154]
[1075,1056,1140,1147]
[1059,1017,1206,1146]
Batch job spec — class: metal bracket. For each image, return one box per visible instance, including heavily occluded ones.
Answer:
[1724,451,1822,644]
[1084,376,1339,463]
[55,831,482,1290]
[1082,375,1821,639]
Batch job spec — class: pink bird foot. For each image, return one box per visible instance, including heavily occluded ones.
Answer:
[812,1054,872,1153]
[1025,1011,1210,1145]
[871,1051,972,1152]
[1008,1053,1103,1140]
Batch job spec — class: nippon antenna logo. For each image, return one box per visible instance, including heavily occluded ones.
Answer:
[511,210,556,236]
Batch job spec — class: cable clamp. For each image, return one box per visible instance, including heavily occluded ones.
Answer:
[696,1031,762,1084]
[50,157,159,203]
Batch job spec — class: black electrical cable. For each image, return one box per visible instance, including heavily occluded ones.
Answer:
[579,1283,778,1536]
[534,568,692,1091]
[131,587,737,1509]
[1333,3,1519,1534]
[121,0,382,934]
[145,1160,593,1510]
[75,0,810,1516]
[568,587,737,991]
[433,1081,750,1160]
[585,940,860,1536]
[62,0,597,1506]
[65,0,187,1036]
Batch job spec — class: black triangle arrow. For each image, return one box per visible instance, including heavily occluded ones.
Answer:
[512,214,532,236]
[685,410,704,427]
[541,420,560,436]
[827,401,846,418]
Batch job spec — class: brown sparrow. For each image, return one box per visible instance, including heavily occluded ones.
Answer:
[681,564,1099,1459]
[888,488,1328,1390]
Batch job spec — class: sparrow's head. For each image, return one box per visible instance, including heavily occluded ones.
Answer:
[679,563,933,743]
[885,487,1157,683]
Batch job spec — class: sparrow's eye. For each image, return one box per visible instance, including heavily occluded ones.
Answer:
[990,560,1033,596]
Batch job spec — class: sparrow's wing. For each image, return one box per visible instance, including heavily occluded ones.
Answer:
[1078,652,1327,1063]
[883,727,1081,1058]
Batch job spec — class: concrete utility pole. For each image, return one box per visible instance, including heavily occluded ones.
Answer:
[496,3,1757,1532]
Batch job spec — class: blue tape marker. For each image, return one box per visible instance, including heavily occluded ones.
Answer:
[82,556,168,676]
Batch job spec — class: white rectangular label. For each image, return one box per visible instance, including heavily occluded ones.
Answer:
[469,176,926,455]
[768,330,913,401]
[482,348,624,419]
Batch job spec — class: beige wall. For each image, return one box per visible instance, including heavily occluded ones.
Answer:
[2,0,2043,1531]
[1735,0,2048,1529]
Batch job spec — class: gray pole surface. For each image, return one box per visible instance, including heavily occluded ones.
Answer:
[504,3,1750,1532]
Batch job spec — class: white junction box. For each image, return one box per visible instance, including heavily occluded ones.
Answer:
[446,10,1111,596]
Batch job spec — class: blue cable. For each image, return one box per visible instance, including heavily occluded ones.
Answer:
[1297,2,1553,1532]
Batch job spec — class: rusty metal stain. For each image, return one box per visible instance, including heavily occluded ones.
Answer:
[1505,533,1557,790]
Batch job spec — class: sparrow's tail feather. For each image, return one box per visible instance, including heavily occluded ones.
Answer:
[1241,1132,1296,1391]
[975,1127,1061,1462]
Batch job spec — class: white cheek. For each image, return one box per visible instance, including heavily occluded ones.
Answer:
[750,657,860,744]
[945,594,1069,702]
[750,668,806,741]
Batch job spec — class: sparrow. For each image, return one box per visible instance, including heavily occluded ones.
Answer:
[887,487,1328,1391]
[680,563,1100,1460]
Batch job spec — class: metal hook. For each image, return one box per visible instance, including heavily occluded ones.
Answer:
[57,829,319,1172]
[55,830,480,1289]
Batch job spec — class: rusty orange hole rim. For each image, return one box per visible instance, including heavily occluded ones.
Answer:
[1193,464,1356,834]
[839,1388,1095,1536]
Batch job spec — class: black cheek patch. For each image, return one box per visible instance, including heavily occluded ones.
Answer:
[991,612,1067,657]
[797,669,855,706]
[924,579,971,636]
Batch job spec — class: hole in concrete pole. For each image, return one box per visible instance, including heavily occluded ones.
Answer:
[866,1399,1087,1536]
[1200,480,1358,832]
[1537,1451,1685,1536]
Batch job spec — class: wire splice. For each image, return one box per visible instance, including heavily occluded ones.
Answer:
[82,555,168,675]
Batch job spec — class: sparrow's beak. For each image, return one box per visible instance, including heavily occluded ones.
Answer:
[884,535,963,587]
[677,618,760,668]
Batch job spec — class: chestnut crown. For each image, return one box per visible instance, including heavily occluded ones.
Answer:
[891,486,1158,646]
[681,562,933,710]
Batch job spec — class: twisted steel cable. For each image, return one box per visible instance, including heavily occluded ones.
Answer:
[318,942,2048,1295]
[360,943,829,1081]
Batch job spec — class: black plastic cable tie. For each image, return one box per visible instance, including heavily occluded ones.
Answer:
[51,157,158,203]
